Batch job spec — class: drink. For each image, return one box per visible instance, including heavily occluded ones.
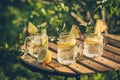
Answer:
[58,33,77,65]
[31,35,48,57]
[83,34,104,58]
[25,29,48,58]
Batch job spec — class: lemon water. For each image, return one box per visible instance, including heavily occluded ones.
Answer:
[58,39,77,65]
[31,35,48,58]
[84,35,103,58]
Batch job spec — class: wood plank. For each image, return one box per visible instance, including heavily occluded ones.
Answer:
[103,51,120,63]
[20,54,37,63]
[78,58,111,72]
[46,59,76,75]
[48,42,57,52]
[20,54,54,72]
[92,57,120,70]
[105,34,120,41]
[106,36,120,48]
[105,44,120,55]
[49,50,57,59]
[68,63,95,74]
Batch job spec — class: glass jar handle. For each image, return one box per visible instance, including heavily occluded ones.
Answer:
[75,41,83,61]
[24,36,32,53]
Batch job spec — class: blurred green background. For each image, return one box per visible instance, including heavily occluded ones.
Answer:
[0,0,120,80]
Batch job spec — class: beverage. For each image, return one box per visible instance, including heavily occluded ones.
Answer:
[58,33,77,65]
[25,29,48,58]
[30,35,48,57]
[83,34,104,58]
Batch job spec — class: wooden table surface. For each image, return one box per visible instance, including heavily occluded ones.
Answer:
[20,34,120,79]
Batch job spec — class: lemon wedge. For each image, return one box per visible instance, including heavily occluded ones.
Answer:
[44,50,51,63]
[37,49,51,63]
[69,24,81,39]
[28,22,38,35]
[94,19,108,34]
[58,42,75,48]
[85,39,99,45]
[42,39,47,45]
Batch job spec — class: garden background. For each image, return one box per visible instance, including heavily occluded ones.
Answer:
[0,0,120,80]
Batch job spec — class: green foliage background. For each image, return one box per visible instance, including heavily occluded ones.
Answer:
[0,0,120,80]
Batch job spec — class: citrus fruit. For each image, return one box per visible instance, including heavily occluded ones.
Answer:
[28,22,38,35]
[58,42,75,48]
[37,49,51,63]
[44,50,51,63]
[69,24,81,39]
[85,39,99,45]
[42,39,47,45]
[94,19,108,34]
[42,39,48,49]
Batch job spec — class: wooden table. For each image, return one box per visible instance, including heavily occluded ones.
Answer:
[20,34,120,80]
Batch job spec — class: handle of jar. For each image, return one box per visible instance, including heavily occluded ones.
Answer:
[75,41,83,61]
[24,36,32,54]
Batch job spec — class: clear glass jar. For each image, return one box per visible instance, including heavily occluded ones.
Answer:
[25,28,48,58]
[57,32,77,65]
[83,33,104,58]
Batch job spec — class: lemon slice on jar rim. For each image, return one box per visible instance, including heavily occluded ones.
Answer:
[28,22,38,35]
[68,24,81,39]
[94,19,108,34]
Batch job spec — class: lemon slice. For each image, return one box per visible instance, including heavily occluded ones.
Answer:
[37,49,51,63]
[58,42,75,48]
[85,39,99,45]
[44,50,51,63]
[28,22,38,35]
[42,39,47,45]
[94,19,108,34]
[69,24,81,39]
[42,39,48,49]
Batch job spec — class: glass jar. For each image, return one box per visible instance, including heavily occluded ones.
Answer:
[84,24,105,58]
[57,32,77,65]
[83,33,104,58]
[25,28,48,58]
